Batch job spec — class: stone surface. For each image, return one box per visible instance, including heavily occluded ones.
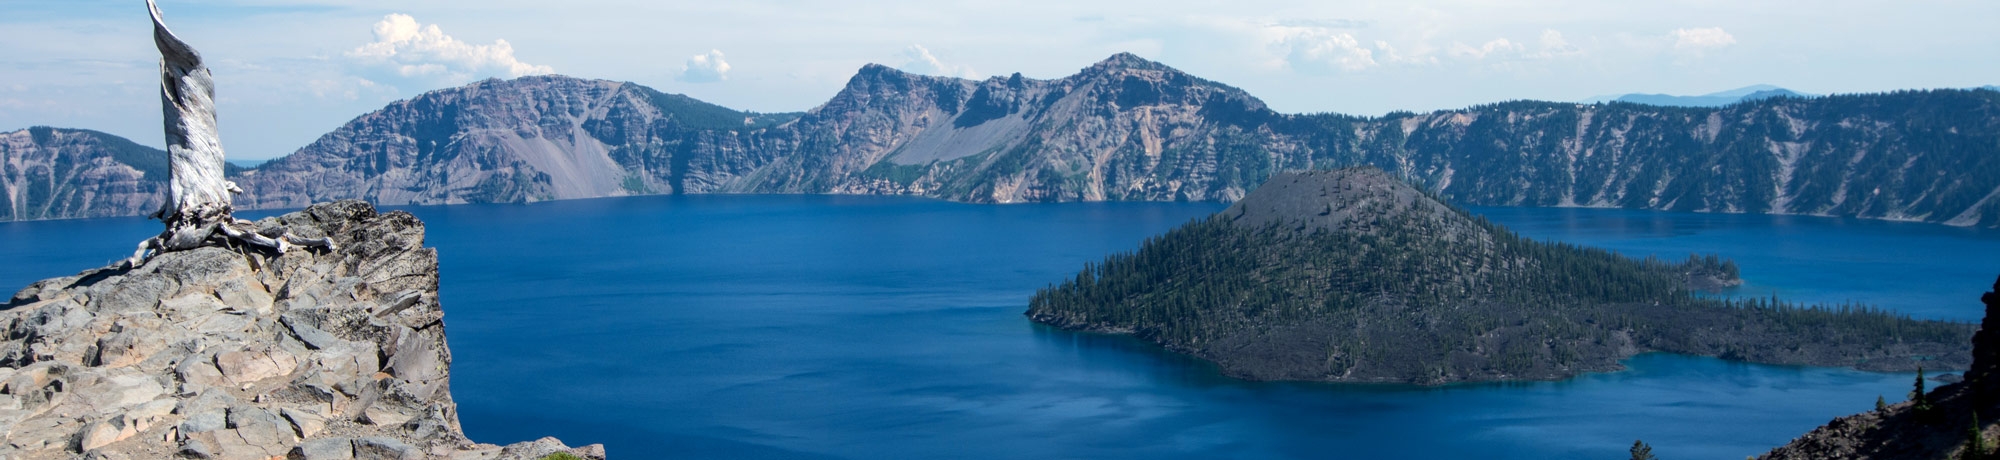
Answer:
[0,201,603,458]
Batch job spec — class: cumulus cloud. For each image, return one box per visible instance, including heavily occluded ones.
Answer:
[1267,26,1378,73]
[1451,30,1583,62]
[1260,19,1450,74]
[679,49,731,83]
[344,14,551,84]
[1450,38,1524,60]
[1671,27,1737,53]
[898,45,979,79]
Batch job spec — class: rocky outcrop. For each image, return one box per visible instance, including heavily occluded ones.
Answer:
[0,200,601,459]
[1761,276,2000,460]
[1028,167,1974,384]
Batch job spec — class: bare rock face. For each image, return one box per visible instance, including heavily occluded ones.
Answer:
[0,127,175,222]
[0,200,602,459]
[1760,275,2000,460]
[14,55,2000,228]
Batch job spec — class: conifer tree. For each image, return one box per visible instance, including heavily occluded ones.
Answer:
[1968,412,1988,460]
[1916,367,1939,422]
[1630,440,1658,460]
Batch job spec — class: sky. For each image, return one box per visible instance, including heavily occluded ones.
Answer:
[3,1,1997,161]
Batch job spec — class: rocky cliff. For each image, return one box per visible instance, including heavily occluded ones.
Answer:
[1027,167,1973,384]
[1761,276,2000,460]
[12,55,2000,227]
[234,76,799,209]
[1,200,601,459]
[0,127,204,222]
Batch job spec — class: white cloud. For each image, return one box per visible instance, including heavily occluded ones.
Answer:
[1671,27,1736,53]
[898,45,979,79]
[679,49,731,83]
[1451,38,1525,60]
[1267,26,1379,73]
[344,14,551,84]
[1451,30,1583,62]
[1536,30,1583,59]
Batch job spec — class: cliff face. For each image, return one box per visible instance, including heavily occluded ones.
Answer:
[235,76,799,209]
[1026,168,1973,384]
[14,55,2000,227]
[1762,276,2000,460]
[1,201,600,459]
[0,127,172,222]
[231,58,2000,226]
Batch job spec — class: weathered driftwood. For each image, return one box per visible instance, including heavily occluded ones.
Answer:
[127,0,331,267]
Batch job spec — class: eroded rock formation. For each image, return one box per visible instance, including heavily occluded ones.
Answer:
[1,201,601,459]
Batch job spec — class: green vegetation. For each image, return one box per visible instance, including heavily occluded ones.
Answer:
[1630,440,1658,460]
[1915,367,1940,423]
[859,159,931,186]
[538,453,586,460]
[635,86,800,130]
[1027,169,1974,383]
[1966,413,1989,460]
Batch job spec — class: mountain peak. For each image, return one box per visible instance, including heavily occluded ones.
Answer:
[1225,167,1456,234]
[1086,52,1172,73]
[856,62,902,76]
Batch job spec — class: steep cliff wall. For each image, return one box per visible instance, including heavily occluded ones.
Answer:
[0,127,172,222]
[14,55,2000,227]
[1,201,602,459]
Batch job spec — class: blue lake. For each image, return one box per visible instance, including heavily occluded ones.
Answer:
[4,196,1998,459]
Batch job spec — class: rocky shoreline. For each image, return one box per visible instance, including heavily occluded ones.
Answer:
[1,200,601,459]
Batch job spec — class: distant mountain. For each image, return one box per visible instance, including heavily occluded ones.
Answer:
[1583,84,1814,107]
[235,76,802,209]
[0,126,245,221]
[10,54,2000,228]
[1026,167,1971,384]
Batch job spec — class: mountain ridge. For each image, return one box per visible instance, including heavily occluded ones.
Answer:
[7,54,1999,228]
[1584,84,1815,107]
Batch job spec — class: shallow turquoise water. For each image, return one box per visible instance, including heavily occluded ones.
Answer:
[4,196,1996,459]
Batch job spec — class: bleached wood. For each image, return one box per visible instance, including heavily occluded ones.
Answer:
[127,0,332,268]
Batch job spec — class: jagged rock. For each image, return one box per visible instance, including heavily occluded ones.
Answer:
[214,346,299,386]
[281,406,326,438]
[353,436,421,460]
[0,200,603,458]
[290,437,353,459]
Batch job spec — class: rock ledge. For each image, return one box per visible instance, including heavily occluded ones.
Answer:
[2,200,602,459]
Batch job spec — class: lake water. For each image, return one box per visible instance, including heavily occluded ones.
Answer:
[4,196,1998,459]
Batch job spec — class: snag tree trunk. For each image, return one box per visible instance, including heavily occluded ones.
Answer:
[128,0,330,267]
